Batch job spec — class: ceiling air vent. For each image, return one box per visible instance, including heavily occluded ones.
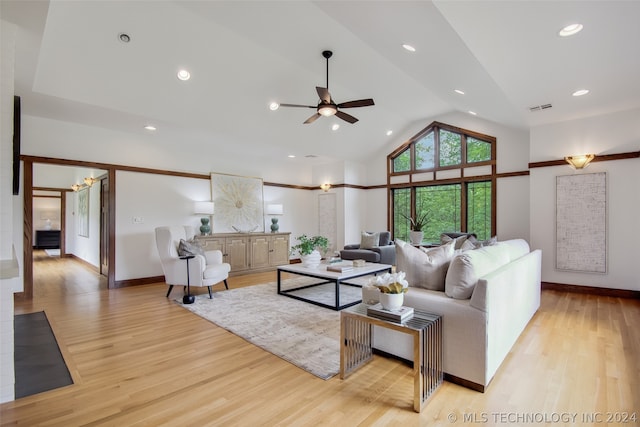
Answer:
[305,154,318,158]
[529,103,553,112]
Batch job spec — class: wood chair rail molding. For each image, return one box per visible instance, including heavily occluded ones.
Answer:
[21,155,531,191]
[528,150,639,169]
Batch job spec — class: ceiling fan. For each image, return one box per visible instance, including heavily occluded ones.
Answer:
[279,50,375,124]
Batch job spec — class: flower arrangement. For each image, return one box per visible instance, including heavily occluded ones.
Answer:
[367,271,409,294]
[290,234,329,256]
[401,210,429,231]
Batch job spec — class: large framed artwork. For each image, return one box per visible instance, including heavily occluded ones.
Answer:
[78,187,90,237]
[210,173,264,233]
[556,172,607,273]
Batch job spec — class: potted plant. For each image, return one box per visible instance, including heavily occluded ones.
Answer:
[374,271,409,311]
[401,210,429,245]
[291,235,329,268]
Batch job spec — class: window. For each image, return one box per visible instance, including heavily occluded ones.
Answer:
[388,122,496,243]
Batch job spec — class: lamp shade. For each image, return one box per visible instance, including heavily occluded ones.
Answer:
[194,201,215,215]
[266,204,284,215]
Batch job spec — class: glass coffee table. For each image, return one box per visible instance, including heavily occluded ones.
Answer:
[340,303,443,412]
[277,262,392,311]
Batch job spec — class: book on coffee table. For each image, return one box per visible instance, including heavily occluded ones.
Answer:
[366,303,414,322]
[327,264,353,272]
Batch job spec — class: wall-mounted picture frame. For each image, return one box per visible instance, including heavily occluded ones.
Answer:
[78,187,90,237]
[210,172,264,233]
[556,172,607,273]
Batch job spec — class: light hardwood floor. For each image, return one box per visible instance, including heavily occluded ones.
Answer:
[2,253,639,426]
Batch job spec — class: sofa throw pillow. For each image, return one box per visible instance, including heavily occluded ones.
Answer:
[445,243,511,299]
[395,239,455,291]
[378,231,392,247]
[473,236,498,248]
[178,238,205,257]
[440,233,476,249]
[360,231,380,249]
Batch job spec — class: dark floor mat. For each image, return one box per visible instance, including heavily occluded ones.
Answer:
[14,311,73,398]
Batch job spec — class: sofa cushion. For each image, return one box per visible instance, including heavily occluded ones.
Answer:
[445,243,511,299]
[360,231,380,249]
[339,248,381,263]
[500,239,530,261]
[396,239,455,291]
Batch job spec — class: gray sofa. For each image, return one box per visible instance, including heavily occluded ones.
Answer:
[340,231,396,265]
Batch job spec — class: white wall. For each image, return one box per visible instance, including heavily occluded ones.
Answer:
[67,183,101,267]
[115,170,316,281]
[530,108,640,290]
[0,17,20,404]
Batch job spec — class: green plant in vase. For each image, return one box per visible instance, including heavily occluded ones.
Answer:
[290,234,329,256]
[401,210,429,231]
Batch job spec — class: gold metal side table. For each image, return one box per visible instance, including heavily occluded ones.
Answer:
[340,304,443,412]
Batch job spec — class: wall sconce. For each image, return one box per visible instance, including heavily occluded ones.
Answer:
[265,204,284,233]
[320,183,331,192]
[564,154,595,169]
[71,184,84,192]
[84,177,99,187]
[194,201,215,235]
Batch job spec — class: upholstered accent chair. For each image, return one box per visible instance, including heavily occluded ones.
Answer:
[340,231,396,265]
[155,226,231,298]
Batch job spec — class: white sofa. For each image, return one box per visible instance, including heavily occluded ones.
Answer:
[373,238,541,392]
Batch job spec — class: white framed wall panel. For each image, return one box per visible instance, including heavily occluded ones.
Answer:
[556,172,606,273]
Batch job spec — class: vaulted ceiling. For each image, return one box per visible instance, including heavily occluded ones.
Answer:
[3,1,639,164]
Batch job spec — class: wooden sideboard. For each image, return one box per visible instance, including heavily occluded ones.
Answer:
[196,232,290,276]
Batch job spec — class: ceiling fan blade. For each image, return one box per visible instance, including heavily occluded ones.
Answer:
[303,113,321,124]
[279,103,316,108]
[336,110,359,124]
[337,98,375,109]
[316,87,331,104]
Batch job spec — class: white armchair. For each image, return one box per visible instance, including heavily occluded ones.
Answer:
[155,226,231,298]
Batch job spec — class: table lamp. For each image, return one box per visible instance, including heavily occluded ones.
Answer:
[265,204,284,233]
[194,201,215,235]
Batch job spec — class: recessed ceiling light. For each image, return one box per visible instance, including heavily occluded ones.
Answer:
[118,33,130,43]
[331,124,340,131]
[468,110,477,116]
[572,89,590,97]
[269,102,279,111]
[177,69,191,81]
[559,23,583,37]
[454,89,465,95]
[144,125,156,131]
[386,130,393,136]
[288,155,296,158]
[402,44,416,52]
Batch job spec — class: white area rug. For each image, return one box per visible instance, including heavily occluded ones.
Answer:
[176,279,363,380]
[44,249,60,256]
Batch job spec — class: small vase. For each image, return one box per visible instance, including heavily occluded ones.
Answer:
[409,231,424,245]
[379,292,404,311]
[301,250,322,269]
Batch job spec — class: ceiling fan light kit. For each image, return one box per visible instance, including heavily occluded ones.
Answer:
[278,50,374,124]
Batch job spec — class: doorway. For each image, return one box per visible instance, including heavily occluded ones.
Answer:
[21,159,114,300]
